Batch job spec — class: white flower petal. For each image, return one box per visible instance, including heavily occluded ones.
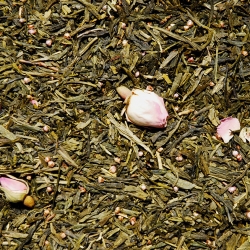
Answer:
[239,127,250,143]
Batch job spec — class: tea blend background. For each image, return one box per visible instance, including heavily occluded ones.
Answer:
[0,0,250,249]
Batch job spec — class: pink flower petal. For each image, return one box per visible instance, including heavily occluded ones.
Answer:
[0,177,27,191]
[217,117,240,143]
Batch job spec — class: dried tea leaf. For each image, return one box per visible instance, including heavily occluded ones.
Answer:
[233,192,246,208]
[107,113,153,156]
[33,48,70,62]
[208,107,220,126]
[12,214,27,227]
[164,172,200,190]
[58,146,78,167]
[123,185,148,200]
[237,240,250,250]
[62,5,71,15]
[160,50,178,69]
[182,68,204,101]
[169,73,182,96]
[211,76,225,95]
[61,138,82,151]
[0,125,17,141]
[113,231,129,248]
[76,119,92,129]
[2,231,28,238]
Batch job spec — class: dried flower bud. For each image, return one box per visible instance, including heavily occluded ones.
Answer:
[173,186,179,192]
[118,215,124,221]
[23,195,35,208]
[0,175,29,203]
[27,24,34,29]
[109,165,117,174]
[26,175,32,181]
[45,156,51,163]
[98,176,105,183]
[60,232,66,239]
[187,57,195,63]
[19,18,26,23]
[184,25,190,31]
[64,32,71,39]
[228,186,236,193]
[232,150,239,157]
[176,155,183,162]
[140,183,147,191]
[167,23,175,30]
[47,161,55,168]
[97,82,103,88]
[241,50,248,57]
[134,71,140,77]
[30,99,37,105]
[122,39,128,46]
[130,217,136,225]
[30,99,39,108]
[115,207,121,214]
[43,125,50,132]
[116,86,169,128]
[186,19,194,27]
[23,77,31,84]
[46,39,53,47]
[173,93,179,98]
[246,211,250,219]
[206,239,212,246]
[146,85,154,91]
[121,22,126,29]
[79,186,86,193]
[46,186,53,192]
[28,29,36,35]
[44,240,50,246]
[131,173,138,178]
[114,157,121,164]
[138,151,143,157]
[193,212,199,217]
[236,154,242,161]
[218,21,225,28]
[27,95,33,100]
[44,209,50,216]
[215,133,221,140]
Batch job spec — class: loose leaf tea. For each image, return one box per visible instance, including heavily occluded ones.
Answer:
[0,0,250,249]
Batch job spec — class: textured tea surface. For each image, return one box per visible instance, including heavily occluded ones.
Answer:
[0,0,250,249]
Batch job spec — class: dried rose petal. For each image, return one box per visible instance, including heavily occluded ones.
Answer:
[239,127,250,143]
[216,117,240,143]
[0,177,27,191]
